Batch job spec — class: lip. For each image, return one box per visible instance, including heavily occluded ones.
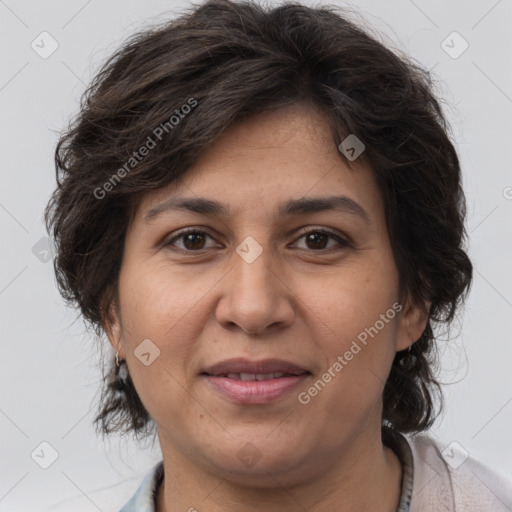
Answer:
[201,358,311,405]
[203,357,309,376]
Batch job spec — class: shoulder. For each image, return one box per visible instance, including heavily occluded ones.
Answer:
[404,432,512,512]
[42,478,141,512]
[43,461,163,512]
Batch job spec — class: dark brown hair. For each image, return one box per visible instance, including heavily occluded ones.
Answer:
[44,0,473,441]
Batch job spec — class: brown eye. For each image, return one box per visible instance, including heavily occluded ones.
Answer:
[293,229,350,251]
[182,232,207,250]
[165,229,216,251]
[304,232,329,250]
[164,227,350,253]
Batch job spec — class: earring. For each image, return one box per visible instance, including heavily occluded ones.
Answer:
[114,351,129,392]
[399,343,414,369]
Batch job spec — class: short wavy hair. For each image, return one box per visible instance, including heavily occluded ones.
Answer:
[44,0,473,441]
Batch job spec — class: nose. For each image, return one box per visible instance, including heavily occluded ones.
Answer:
[215,245,296,335]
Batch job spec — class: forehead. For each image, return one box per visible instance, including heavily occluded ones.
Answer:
[135,103,382,223]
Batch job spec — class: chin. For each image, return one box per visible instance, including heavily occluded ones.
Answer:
[201,435,311,485]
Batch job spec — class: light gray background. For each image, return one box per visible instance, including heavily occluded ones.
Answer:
[1,0,511,510]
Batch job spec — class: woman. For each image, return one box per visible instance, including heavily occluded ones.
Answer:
[44,0,512,510]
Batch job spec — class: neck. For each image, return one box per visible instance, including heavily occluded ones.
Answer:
[155,429,403,512]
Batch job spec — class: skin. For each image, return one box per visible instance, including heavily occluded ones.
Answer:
[104,102,429,512]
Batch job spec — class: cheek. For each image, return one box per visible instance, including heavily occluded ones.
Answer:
[117,264,207,394]
[119,260,212,336]
[301,261,399,343]
[296,258,400,402]
[117,278,201,429]
[301,297,399,428]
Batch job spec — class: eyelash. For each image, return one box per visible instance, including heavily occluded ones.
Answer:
[164,227,351,253]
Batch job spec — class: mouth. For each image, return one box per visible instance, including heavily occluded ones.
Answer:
[201,358,311,404]
[213,372,297,381]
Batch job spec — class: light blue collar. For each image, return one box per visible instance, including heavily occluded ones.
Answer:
[119,460,164,512]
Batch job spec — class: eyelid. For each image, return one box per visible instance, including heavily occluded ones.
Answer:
[292,226,352,247]
[164,227,220,250]
[164,226,352,251]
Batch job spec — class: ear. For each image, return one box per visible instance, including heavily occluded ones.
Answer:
[395,295,431,351]
[102,299,125,359]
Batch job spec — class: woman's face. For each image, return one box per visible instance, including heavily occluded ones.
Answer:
[106,103,427,485]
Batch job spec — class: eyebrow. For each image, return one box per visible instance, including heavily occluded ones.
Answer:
[143,195,371,225]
